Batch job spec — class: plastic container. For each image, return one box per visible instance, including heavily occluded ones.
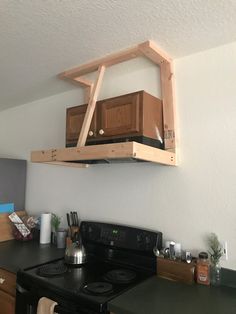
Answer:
[56,229,67,248]
[196,252,210,285]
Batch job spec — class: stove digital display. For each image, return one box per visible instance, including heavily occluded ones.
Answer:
[101,228,126,242]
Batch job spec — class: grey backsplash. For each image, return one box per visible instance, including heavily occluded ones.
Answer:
[221,268,236,289]
[0,158,26,210]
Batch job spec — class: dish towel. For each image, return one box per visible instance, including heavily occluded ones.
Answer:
[37,297,58,314]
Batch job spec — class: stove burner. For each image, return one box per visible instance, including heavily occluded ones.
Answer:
[83,282,113,295]
[37,261,67,277]
[104,269,136,284]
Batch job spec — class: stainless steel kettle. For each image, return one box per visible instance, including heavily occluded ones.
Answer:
[65,232,87,265]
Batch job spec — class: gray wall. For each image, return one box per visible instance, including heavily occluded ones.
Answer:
[0,158,26,210]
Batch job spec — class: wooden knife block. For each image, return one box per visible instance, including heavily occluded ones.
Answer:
[70,226,79,238]
[66,226,80,247]
[157,257,196,285]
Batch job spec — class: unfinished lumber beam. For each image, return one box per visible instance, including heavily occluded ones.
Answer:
[73,77,93,87]
[133,142,176,165]
[138,40,172,64]
[73,77,94,103]
[31,142,176,166]
[160,60,176,152]
[77,65,106,147]
[59,45,142,79]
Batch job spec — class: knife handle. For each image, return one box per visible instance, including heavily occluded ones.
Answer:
[73,211,79,226]
[70,211,74,226]
[66,213,71,227]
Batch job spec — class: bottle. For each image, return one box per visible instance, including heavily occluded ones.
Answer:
[196,252,210,285]
[210,262,221,286]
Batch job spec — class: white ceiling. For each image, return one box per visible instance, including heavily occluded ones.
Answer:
[1,0,236,110]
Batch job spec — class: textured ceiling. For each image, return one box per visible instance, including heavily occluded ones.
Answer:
[1,0,236,110]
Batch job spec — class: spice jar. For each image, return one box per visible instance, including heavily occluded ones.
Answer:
[196,252,210,285]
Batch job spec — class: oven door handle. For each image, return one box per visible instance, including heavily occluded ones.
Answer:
[17,283,85,314]
[17,284,80,314]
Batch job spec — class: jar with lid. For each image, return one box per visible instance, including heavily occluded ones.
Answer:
[196,252,210,285]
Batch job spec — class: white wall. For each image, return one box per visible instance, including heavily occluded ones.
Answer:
[0,43,235,269]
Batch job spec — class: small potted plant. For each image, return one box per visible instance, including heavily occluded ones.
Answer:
[51,213,61,244]
[207,233,223,286]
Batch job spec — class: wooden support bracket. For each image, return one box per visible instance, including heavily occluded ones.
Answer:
[74,77,94,104]
[30,40,177,168]
[77,65,106,147]
[31,142,176,166]
[160,60,176,152]
[59,40,177,153]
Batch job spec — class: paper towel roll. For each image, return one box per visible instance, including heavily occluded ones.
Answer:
[40,213,51,244]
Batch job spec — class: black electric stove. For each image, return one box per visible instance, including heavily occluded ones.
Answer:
[16,221,162,314]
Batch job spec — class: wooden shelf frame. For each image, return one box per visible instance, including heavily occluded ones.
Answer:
[31,40,177,167]
[31,142,176,166]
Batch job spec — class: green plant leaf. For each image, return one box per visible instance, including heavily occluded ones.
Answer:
[207,233,223,265]
[51,213,61,231]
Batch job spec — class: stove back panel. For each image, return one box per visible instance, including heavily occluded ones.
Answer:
[80,221,162,255]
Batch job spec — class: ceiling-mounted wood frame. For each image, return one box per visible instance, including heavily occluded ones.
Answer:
[31,40,177,167]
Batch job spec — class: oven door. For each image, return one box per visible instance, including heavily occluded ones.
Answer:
[15,283,101,314]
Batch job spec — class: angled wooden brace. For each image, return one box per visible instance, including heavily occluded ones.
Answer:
[77,65,106,147]
[74,77,94,103]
